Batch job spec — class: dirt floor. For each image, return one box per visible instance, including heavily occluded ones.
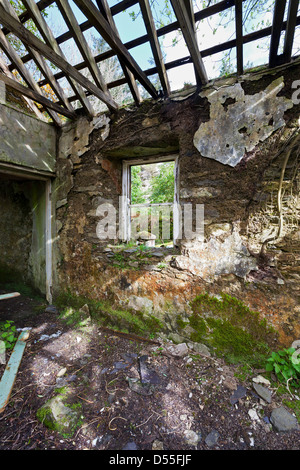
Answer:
[0,291,299,454]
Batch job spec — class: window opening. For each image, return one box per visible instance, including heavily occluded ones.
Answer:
[122,156,179,247]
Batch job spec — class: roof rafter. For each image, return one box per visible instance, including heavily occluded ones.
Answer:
[0,15,62,123]
[138,0,170,96]
[95,0,141,105]
[21,0,96,116]
[0,54,48,120]
[170,0,208,85]
[71,0,159,99]
[283,0,299,62]
[55,0,110,96]
[269,0,287,67]
[235,0,243,75]
[0,72,76,119]
[0,5,119,112]
[182,0,201,86]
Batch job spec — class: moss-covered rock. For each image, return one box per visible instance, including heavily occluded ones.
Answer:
[185,292,278,366]
[36,394,82,438]
[55,290,164,338]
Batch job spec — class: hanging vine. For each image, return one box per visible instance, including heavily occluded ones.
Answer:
[260,129,300,256]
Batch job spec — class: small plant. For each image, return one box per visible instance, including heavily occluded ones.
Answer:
[265,347,300,388]
[0,320,17,350]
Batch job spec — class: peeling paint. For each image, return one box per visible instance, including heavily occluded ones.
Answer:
[193,77,293,167]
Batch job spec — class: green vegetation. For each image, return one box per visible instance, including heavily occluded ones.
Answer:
[0,320,17,350]
[282,399,300,422]
[130,162,175,243]
[55,290,164,339]
[178,292,278,366]
[265,347,300,388]
[149,162,175,204]
[36,393,83,438]
[130,161,175,205]
[131,166,146,204]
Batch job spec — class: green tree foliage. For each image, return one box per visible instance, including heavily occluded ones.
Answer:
[6,1,49,56]
[131,166,147,204]
[130,162,175,204]
[149,161,175,204]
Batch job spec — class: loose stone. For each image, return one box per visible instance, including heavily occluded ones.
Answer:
[205,430,220,448]
[270,407,299,432]
[252,383,272,404]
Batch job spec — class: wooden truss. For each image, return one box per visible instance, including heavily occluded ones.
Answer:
[0,0,299,125]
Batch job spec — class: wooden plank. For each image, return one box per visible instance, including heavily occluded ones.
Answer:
[62,14,300,102]
[170,0,208,85]
[0,73,77,118]
[235,0,243,75]
[1,0,56,36]
[96,0,141,105]
[0,330,30,413]
[20,0,96,116]
[56,0,110,98]
[0,293,20,301]
[139,0,170,96]
[72,0,158,99]
[0,6,118,112]
[283,0,299,61]
[0,0,69,124]
[269,0,287,67]
[0,55,45,119]
[0,27,54,123]
[11,0,239,77]
[183,0,201,86]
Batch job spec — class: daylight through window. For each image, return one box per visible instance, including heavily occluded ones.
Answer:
[122,157,179,246]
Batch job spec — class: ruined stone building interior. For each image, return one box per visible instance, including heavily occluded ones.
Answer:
[0,0,299,451]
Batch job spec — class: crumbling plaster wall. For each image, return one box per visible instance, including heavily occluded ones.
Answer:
[0,99,56,173]
[0,93,56,294]
[53,60,300,346]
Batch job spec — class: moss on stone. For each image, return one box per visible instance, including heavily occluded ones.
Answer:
[36,394,83,438]
[55,290,164,338]
[188,292,278,366]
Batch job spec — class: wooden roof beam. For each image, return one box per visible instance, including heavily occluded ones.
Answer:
[0,22,61,124]
[1,0,56,36]
[182,0,201,86]
[20,0,96,116]
[170,0,208,85]
[0,55,48,121]
[56,0,111,98]
[96,0,141,105]
[1,0,73,118]
[10,0,240,72]
[269,0,287,67]
[235,0,243,75]
[0,6,119,112]
[72,0,158,99]
[138,0,170,96]
[0,72,76,119]
[283,0,299,62]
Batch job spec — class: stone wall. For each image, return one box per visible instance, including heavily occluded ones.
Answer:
[53,60,300,346]
[0,179,50,294]
[0,180,32,283]
[0,96,56,174]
